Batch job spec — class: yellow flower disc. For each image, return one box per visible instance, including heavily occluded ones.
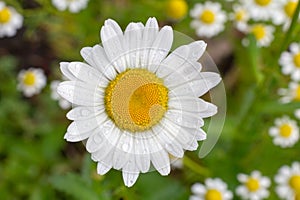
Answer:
[251,25,266,40]
[255,0,271,6]
[0,7,11,24]
[205,189,222,200]
[104,69,168,132]
[294,86,300,101]
[279,124,293,138]
[235,10,245,21]
[23,72,36,86]
[284,1,297,18]
[246,178,260,192]
[166,0,188,20]
[294,53,300,68]
[200,10,215,24]
[289,175,300,192]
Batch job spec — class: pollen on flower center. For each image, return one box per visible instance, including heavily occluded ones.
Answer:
[255,0,271,6]
[246,178,260,192]
[285,1,297,18]
[0,7,11,24]
[251,25,266,40]
[289,175,300,191]
[294,53,300,67]
[23,72,36,86]
[235,10,245,21]
[205,189,222,200]
[104,68,168,132]
[279,124,293,138]
[200,10,215,24]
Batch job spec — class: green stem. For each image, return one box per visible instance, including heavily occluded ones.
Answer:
[183,156,210,176]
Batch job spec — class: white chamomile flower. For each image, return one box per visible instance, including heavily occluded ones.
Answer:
[17,68,46,97]
[249,24,274,47]
[0,1,23,38]
[236,171,271,200]
[279,43,300,81]
[57,17,221,187]
[275,0,300,29]
[230,4,249,32]
[51,80,71,109]
[52,0,89,13]
[241,0,281,22]
[268,116,299,148]
[275,162,300,200]
[278,82,300,103]
[190,2,227,38]
[190,178,233,200]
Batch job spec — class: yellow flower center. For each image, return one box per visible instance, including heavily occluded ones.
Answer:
[104,69,168,132]
[279,124,293,138]
[284,1,297,18]
[235,10,246,21]
[0,7,11,24]
[251,25,266,40]
[23,72,36,86]
[289,175,300,192]
[200,10,215,24]
[166,0,188,20]
[205,189,222,200]
[246,178,260,192]
[255,0,271,6]
[294,53,300,68]
[294,85,300,101]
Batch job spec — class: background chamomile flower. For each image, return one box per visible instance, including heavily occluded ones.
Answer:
[279,42,300,81]
[275,0,300,29]
[248,24,274,47]
[50,80,71,109]
[190,2,227,38]
[268,116,299,148]
[278,81,300,103]
[0,1,23,38]
[17,68,46,97]
[230,4,249,32]
[165,0,188,20]
[52,0,89,13]
[275,162,300,199]
[236,171,271,200]
[190,178,233,200]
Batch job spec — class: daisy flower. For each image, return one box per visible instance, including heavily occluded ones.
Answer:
[57,17,221,187]
[52,0,89,13]
[190,178,233,200]
[17,68,46,97]
[275,162,300,199]
[279,42,300,81]
[241,0,281,22]
[230,4,249,32]
[166,0,188,20]
[278,82,300,103]
[275,0,300,29]
[50,80,71,109]
[236,171,271,200]
[249,24,274,47]
[268,116,299,148]
[190,2,227,38]
[0,1,23,38]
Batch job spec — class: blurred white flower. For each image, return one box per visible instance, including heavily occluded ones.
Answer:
[51,80,71,109]
[274,0,300,29]
[170,156,183,169]
[278,82,300,103]
[268,116,299,148]
[248,24,274,47]
[17,68,46,97]
[275,162,300,200]
[230,4,249,32]
[57,17,221,187]
[0,1,23,38]
[190,2,227,38]
[190,178,233,200]
[236,171,271,200]
[279,42,300,81]
[52,0,89,13]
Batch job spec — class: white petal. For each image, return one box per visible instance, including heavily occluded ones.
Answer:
[187,41,207,61]
[97,161,112,175]
[134,135,151,173]
[64,131,91,142]
[66,106,104,121]
[165,109,204,128]
[80,47,95,67]
[122,159,140,187]
[60,62,76,81]
[104,19,123,36]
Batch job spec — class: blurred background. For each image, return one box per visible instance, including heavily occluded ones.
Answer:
[1,0,300,199]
